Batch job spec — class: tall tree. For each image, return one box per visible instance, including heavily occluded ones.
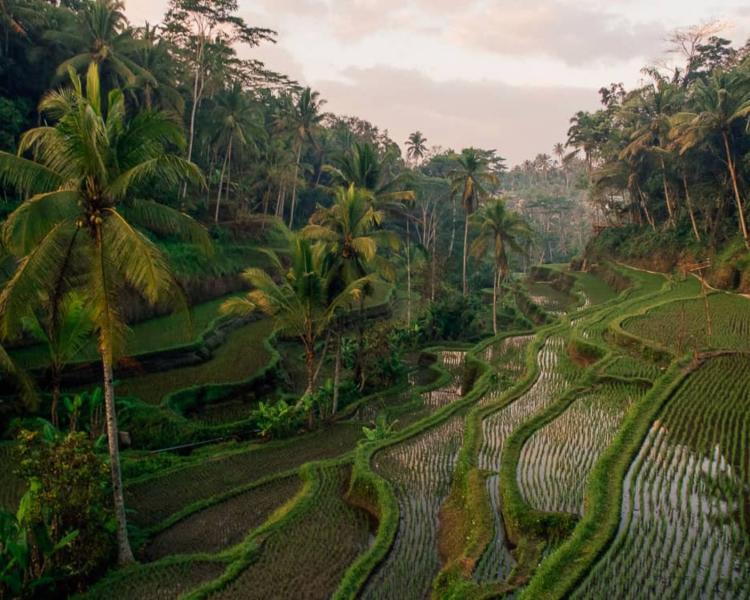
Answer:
[284,87,325,228]
[222,227,371,405]
[449,148,497,297]
[163,0,275,197]
[22,292,94,427]
[470,200,533,334]
[211,80,264,222]
[303,184,397,395]
[0,64,209,564]
[50,0,154,90]
[406,130,427,165]
[672,70,750,247]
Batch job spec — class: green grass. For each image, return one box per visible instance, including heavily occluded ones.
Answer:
[81,558,228,600]
[204,465,371,600]
[12,293,244,371]
[143,475,301,560]
[623,291,750,352]
[125,423,363,529]
[572,271,617,306]
[116,319,273,405]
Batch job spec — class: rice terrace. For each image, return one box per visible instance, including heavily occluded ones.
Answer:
[2,1,750,599]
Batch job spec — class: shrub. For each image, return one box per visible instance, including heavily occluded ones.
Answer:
[11,428,115,595]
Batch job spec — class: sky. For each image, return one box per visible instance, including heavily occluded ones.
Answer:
[125,0,750,165]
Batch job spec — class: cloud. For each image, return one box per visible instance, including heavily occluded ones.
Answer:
[313,66,601,165]
[451,2,667,66]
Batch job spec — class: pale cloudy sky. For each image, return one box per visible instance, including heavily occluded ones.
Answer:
[125,0,750,164]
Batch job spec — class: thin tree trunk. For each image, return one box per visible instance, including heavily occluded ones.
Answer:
[462,214,470,297]
[51,370,61,429]
[289,141,302,228]
[683,174,701,242]
[448,195,457,258]
[492,267,498,335]
[331,331,341,417]
[660,158,675,225]
[225,139,232,218]
[95,225,133,565]
[406,217,411,324]
[312,329,331,387]
[215,147,229,223]
[722,131,750,248]
[102,351,133,564]
[182,46,204,201]
[637,183,656,231]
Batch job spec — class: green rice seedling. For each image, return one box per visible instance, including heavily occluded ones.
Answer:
[481,335,534,389]
[362,412,466,599]
[623,292,750,353]
[206,466,371,600]
[517,381,647,515]
[143,475,301,560]
[117,319,274,405]
[474,335,575,583]
[526,282,574,315]
[573,355,750,599]
[126,423,363,529]
[82,558,228,600]
[603,355,662,381]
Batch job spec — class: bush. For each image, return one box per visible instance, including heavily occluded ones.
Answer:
[9,428,115,596]
[418,292,485,342]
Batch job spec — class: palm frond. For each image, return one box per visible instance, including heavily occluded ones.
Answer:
[3,190,80,256]
[0,151,64,196]
[0,220,77,339]
[108,155,204,199]
[120,199,212,253]
[102,209,184,310]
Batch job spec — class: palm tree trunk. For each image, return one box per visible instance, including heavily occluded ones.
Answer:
[182,44,205,201]
[492,267,498,335]
[215,148,229,224]
[722,131,750,248]
[51,370,61,429]
[225,139,233,217]
[448,195,457,258]
[636,183,656,231]
[332,331,341,417]
[289,141,302,228]
[406,216,411,324]
[94,225,133,565]
[660,159,675,226]
[102,348,134,564]
[683,174,701,242]
[462,214,470,297]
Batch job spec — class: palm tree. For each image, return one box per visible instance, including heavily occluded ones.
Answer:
[222,228,371,406]
[0,64,208,564]
[449,148,497,297]
[671,70,750,247]
[620,77,682,225]
[49,0,154,91]
[212,81,265,222]
[303,185,397,396]
[285,87,325,228]
[131,23,183,113]
[22,292,94,428]
[471,200,533,334]
[406,131,428,165]
[327,141,414,207]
